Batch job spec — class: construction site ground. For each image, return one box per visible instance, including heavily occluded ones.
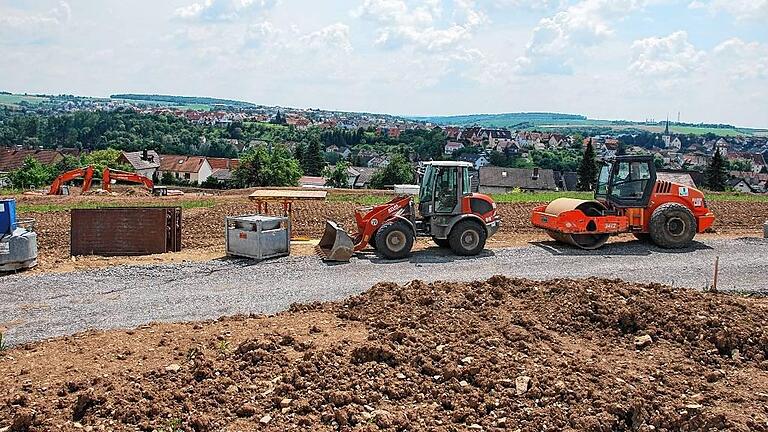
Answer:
[9,192,768,274]
[2,191,768,431]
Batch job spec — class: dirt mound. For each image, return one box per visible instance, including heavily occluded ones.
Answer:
[2,277,767,431]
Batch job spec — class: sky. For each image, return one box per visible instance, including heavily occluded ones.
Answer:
[0,0,766,127]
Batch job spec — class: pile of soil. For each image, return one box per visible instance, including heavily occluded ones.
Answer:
[2,276,767,431]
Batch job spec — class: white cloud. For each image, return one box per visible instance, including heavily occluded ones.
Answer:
[243,21,280,48]
[174,0,277,22]
[300,23,353,54]
[516,0,648,74]
[689,0,768,21]
[629,31,704,77]
[354,0,486,52]
[711,38,768,81]
[0,1,71,45]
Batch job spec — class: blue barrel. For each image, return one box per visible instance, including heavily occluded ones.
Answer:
[0,198,17,235]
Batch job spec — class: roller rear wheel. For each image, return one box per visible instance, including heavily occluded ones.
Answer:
[649,203,696,248]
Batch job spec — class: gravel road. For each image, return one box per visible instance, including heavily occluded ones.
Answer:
[2,237,767,345]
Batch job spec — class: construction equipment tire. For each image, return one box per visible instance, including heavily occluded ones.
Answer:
[449,220,487,256]
[432,237,450,248]
[368,234,377,251]
[375,220,414,259]
[649,203,696,248]
[633,233,652,242]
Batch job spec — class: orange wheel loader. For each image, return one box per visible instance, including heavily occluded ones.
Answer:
[319,161,501,261]
[531,155,715,249]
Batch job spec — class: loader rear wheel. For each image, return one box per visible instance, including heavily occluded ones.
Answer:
[649,203,696,248]
[449,220,486,256]
[432,237,450,248]
[375,221,414,259]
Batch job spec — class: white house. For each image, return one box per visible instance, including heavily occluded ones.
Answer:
[158,155,213,184]
[444,141,464,155]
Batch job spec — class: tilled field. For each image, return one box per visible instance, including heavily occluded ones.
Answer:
[14,194,768,273]
[2,276,768,431]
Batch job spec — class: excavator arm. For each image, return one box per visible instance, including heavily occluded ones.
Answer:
[49,166,95,195]
[102,168,154,192]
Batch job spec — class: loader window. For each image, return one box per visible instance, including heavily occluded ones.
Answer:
[420,165,436,204]
[435,167,458,213]
[462,168,471,195]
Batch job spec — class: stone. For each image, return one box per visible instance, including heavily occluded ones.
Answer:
[461,356,473,365]
[516,376,531,395]
[236,404,257,418]
[634,335,653,349]
[280,398,293,408]
[259,415,272,424]
[468,424,483,430]
[396,373,406,379]
[164,364,181,373]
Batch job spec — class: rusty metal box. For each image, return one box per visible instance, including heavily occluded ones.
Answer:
[71,207,182,256]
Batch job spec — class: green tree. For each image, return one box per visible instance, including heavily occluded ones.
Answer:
[577,142,598,191]
[323,161,351,188]
[83,149,132,172]
[705,149,728,191]
[233,145,302,187]
[9,157,56,189]
[369,154,414,189]
[302,139,326,176]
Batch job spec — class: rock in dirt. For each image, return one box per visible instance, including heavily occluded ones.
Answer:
[259,414,272,424]
[635,334,653,349]
[164,363,181,372]
[515,376,531,395]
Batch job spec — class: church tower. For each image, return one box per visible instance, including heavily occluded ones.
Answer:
[662,115,671,147]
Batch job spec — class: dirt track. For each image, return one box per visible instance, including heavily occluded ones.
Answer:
[13,194,768,273]
[2,276,768,431]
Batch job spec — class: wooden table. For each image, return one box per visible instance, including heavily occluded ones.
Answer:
[248,190,328,239]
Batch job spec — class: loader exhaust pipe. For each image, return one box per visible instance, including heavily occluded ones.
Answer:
[318,220,355,262]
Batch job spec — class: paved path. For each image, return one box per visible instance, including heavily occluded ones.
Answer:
[1,237,766,345]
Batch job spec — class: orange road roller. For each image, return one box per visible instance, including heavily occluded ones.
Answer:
[532,155,715,249]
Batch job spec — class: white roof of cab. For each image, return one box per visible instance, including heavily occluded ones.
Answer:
[423,161,473,168]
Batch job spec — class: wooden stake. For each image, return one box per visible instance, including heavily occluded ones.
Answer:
[712,256,719,293]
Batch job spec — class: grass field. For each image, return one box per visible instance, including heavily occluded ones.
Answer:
[0,94,48,107]
[17,199,216,213]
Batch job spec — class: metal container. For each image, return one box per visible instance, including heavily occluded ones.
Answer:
[226,214,290,261]
[71,207,182,256]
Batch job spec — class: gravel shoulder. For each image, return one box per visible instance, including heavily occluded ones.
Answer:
[1,237,767,346]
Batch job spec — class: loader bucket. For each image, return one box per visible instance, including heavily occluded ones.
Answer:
[318,220,355,262]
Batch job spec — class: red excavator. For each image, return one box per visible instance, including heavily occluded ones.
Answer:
[531,155,715,249]
[102,168,166,195]
[49,166,95,195]
[319,161,501,261]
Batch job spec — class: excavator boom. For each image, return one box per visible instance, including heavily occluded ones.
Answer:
[49,166,95,195]
[102,168,154,192]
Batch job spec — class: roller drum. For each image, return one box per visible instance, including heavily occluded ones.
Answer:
[544,198,610,250]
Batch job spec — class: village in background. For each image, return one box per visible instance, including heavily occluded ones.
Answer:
[1,92,766,194]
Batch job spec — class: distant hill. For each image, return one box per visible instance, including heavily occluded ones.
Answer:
[412,112,590,128]
[110,94,257,108]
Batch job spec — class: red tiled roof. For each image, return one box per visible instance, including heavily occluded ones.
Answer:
[159,154,207,173]
[206,157,240,170]
[0,149,63,172]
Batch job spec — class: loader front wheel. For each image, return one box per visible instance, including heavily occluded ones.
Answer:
[375,221,414,259]
[649,203,696,248]
[449,220,487,256]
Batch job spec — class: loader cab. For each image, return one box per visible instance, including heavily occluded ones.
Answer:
[596,155,656,208]
[418,161,472,217]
